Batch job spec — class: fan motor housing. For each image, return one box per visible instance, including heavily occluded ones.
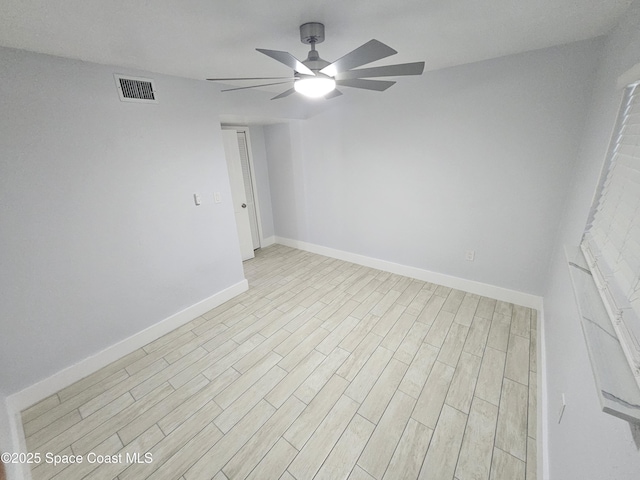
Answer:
[300,22,325,45]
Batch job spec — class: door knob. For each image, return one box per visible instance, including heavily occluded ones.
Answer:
[241,203,247,208]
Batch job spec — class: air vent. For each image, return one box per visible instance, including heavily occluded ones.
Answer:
[114,74,158,103]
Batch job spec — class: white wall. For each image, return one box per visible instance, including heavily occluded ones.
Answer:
[248,126,275,241]
[264,39,602,296]
[543,1,640,478]
[0,47,245,408]
[264,121,307,242]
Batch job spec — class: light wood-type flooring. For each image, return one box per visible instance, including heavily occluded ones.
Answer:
[22,244,538,480]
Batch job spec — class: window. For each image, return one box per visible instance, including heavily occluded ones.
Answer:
[581,81,640,389]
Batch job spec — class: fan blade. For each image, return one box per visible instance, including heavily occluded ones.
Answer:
[207,76,293,81]
[334,62,425,80]
[256,49,315,76]
[324,89,343,99]
[271,88,296,100]
[320,39,397,77]
[336,79,396,91]
[221,81,293,92]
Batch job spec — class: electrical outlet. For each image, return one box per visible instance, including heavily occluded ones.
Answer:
[465,250,475,261]
[214,192,222,204]
[193,193,201,206]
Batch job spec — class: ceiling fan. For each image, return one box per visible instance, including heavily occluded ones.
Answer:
[207,22,425,100]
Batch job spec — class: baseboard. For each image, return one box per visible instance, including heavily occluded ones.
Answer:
[538,306,550,480]
[3,279,248,480]
[3,400,29,480]
[7,279,247,413]
[261,235,276,248]
[275,237,543,310]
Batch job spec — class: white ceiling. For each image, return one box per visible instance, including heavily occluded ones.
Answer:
[0,0,632,84]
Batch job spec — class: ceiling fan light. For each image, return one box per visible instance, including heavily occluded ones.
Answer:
[294,77,336,98]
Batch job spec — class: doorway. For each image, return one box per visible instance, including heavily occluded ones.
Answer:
[221,126,263,260]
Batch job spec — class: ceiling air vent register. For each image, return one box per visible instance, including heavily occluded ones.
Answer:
[114,74,157,103]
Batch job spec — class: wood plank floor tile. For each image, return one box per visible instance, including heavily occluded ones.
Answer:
[277,326,330,372]
[510,305,531,339]
[197,336,263,386]
[336,332,384,381]
[396,281,423,307]
[22,245,537,480]
[442,289,466,313]
[350,465,377,480]
[485,312,510,353]
[285,374,349,450]
[475,347,506,407]
[489,448,525,480]
[314,414,375,480]
[222,396,305,480]
[72,381,174,455]
[394,321,431,365]
[412,361,455,429]
[445,352,481,414]
[158,367,237,435]
[383,417,433,480]
[399,343,439,399]
[418,404,467,480]
[145,422,223,480]
[34,391,134,454]
[51,433,123,480]
[495,301,513,317]
[295,347,351,404]
[438,323,470,367]
[266,350,326,408]
[215,351,282,409]
[417,294,446,326]
[184,400,275,480]
[232,329,289,373]
[528,370,537,439]
[405,288,434,317]
[21,395,61,425]
[288,395,359,480]
[119,374,209,445]
[526,437,537,480]
[454,397,498,480]
[453,305,476,328]
[475,297,497,320]
[463,316,492,358]
[495,378,528,462]
[339,313,381,352]
[317,315,361,355]
[215,365,288,432]
[246,437,298,480]
[118,399,222,480]
[424,310,456,348]
[78,359,167,418]
[380,312,417,352]
[358,390,416,479]
[358,358,408,424]
[504,334,530,386]
[344,346,394,403]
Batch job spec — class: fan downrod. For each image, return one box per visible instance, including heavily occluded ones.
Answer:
[300,22,325,45]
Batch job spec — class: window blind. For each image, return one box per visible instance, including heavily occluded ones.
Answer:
[582,82,640,387]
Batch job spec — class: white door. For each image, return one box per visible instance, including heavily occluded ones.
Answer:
[221,129,255,261]
[236,131,261,249]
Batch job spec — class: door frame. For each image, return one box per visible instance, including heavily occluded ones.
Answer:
[221,125,264,249]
